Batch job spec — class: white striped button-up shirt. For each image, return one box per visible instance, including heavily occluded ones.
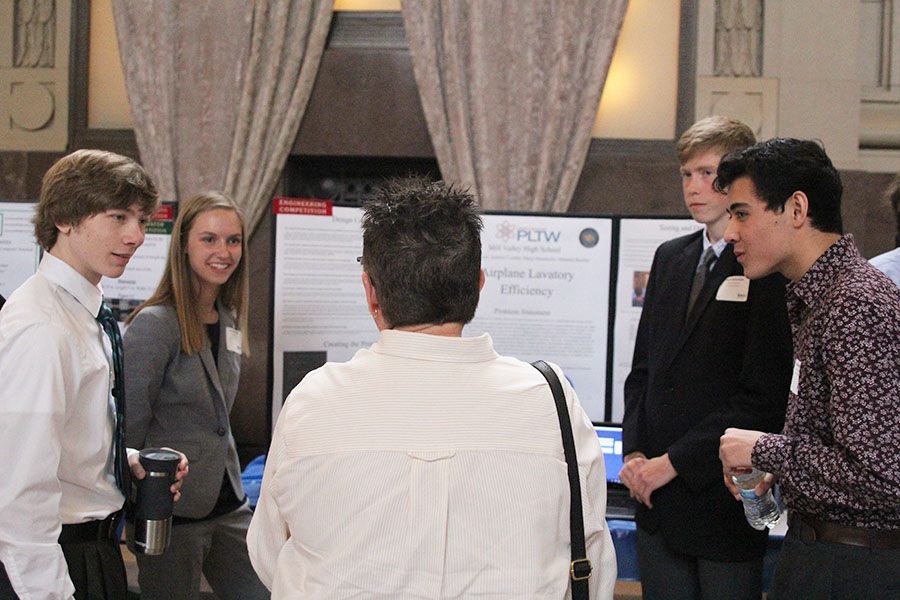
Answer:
[249,329,616,599]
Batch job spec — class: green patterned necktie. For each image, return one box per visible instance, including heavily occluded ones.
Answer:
[96,302,130,498]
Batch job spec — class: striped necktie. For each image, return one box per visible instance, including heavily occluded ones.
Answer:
[96,302,131,498]
[687,246,717,317]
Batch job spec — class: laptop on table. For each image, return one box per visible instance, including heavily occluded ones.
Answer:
[593,422,637,519]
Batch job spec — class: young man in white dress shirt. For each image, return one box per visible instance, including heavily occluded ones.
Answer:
[0,150,187,599]
[248,177,618,599]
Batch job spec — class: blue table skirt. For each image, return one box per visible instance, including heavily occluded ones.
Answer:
[242,453,266,509]
[607,519,640,580]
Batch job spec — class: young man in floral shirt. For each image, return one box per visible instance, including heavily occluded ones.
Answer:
[718,138,900,600]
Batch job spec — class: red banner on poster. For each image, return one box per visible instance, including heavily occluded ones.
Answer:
[152,204,175,222]
[272,197,332,216]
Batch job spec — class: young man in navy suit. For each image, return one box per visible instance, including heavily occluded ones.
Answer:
[621,117,793,600]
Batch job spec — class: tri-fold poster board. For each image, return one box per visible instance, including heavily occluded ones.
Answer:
[0,202,41,300]
[0,202,176,322]
[271,198,701,427]
[1,198,702,429]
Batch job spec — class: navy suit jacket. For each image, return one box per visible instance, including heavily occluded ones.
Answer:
[623,230,792,560]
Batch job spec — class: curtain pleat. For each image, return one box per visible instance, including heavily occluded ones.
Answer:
[402,0,629,212]
[112,1,253,203]
[224,0,333,236]
[112,0,332,238]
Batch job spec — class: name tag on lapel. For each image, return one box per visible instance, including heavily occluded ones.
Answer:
[715,276,750,302]
[226,327,242,354]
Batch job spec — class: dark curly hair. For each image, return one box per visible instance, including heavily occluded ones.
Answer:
[715,138,843,234]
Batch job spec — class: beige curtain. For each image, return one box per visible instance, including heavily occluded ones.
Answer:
[401,0,629,212]
[112,1,253,203]
[224,0,333,235]
[113,0,332,236]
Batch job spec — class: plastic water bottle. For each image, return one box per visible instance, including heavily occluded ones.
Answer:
[732,468,780,530]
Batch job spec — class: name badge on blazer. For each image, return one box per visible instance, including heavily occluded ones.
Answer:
[226,327,242,354]
[715,276,750,302]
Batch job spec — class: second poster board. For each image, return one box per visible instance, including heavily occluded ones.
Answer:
[270,198,694,426]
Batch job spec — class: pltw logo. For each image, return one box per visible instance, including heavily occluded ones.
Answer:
[495,220,562,243]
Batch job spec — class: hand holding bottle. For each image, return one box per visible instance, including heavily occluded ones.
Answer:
[731,468,781,530]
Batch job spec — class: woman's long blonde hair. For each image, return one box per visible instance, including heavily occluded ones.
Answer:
[128,191,250,355]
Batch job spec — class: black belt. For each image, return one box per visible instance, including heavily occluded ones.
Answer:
[788,512,900,550]
[58,511,122,544]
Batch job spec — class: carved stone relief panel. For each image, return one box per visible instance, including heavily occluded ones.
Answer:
[859,0,900,148]
[860,0,899,101]
[696,76,778,141]
[696,1,774,139]
[0,0,71,151]
[714,0,763,77]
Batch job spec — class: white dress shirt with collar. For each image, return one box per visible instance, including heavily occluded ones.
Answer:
[700,228,728,266]
[0,252,123,600]
[870,246,900,286]
[249,329,617,599]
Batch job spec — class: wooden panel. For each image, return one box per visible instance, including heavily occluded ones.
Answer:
[570,141,682,216]
[0,151,64,200]
[293,47,434,158]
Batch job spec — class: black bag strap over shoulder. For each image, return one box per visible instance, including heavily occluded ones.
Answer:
[531,360,591,600]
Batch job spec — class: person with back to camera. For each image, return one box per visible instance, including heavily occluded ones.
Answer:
[717,138,900,599]
[0,149,188,599]
[620,116,793,600]
[247,177,618,599]
[123,191,268,599]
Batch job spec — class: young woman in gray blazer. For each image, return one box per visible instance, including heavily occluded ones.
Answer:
[123,191,268,600]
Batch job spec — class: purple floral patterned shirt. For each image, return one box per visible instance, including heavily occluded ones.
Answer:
[752,235,900,530]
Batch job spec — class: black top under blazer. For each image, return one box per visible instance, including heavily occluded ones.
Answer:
[623,230,793,561]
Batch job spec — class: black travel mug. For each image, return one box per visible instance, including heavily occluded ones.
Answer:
[132,448,180,555]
